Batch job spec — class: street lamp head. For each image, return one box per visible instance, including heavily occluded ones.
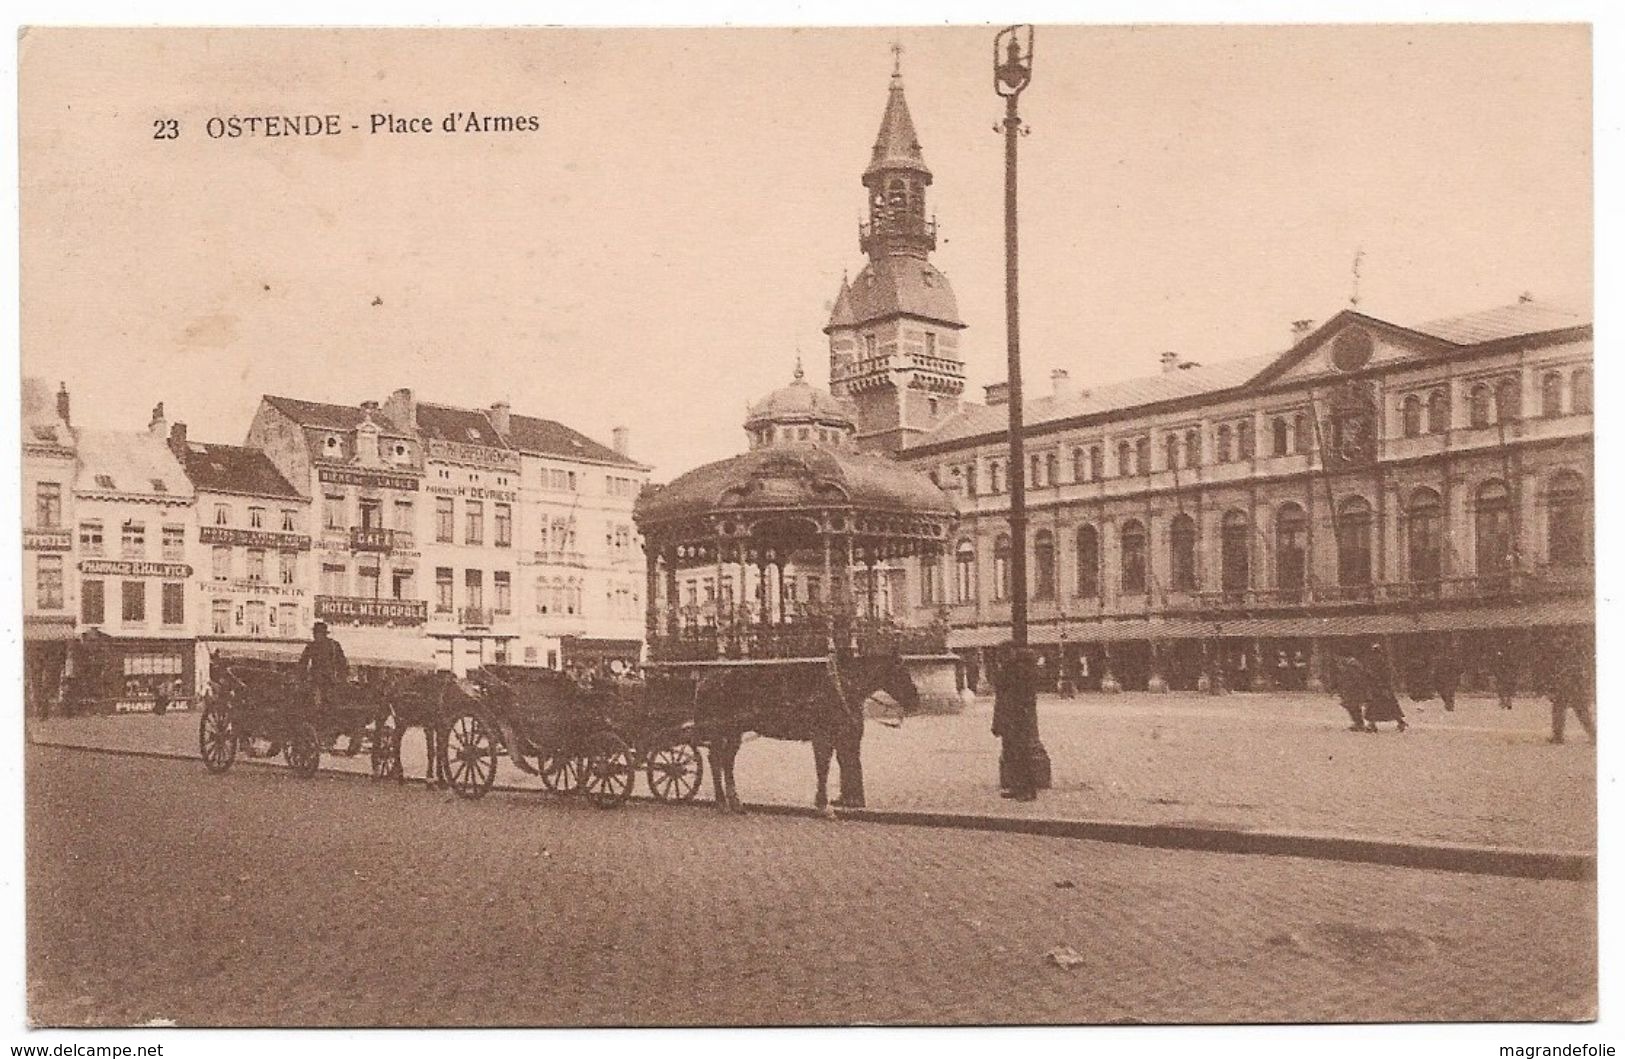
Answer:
[994,25,1034,97]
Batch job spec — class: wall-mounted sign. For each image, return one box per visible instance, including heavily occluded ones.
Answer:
[80,559,192,578]
[318,467,420,492]
[24,530,72,551]
[424,483,518,502]
[203,580,308,598]
[426,438,520,472]
[314,595,428,626]
[200,526,312,550]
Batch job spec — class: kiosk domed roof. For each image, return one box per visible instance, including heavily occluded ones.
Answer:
[744,362,855,430]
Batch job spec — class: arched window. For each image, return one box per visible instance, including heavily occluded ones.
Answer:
[1184,429,1201,469]
[1120,520,1148,595]
[992,534,1011,601]
[1407,488,1443,585]
[1541,372,1564,418]
[1045,452,1059,488]
[1237,420,1255,459]
[1221,510,1250,592]
[1402,395,1423,438]
[1293,413,1311,454]
[1275,503,1307,599]
[1090,445,1104,481]
[1033,529,1056,600]
[1547,471,1589,566]
[1474,480,1513,581]
[1136,437,1151,477]
[1426,390,1449,434]
[953,539,976,603]
[1572,368,1592,413]
[1495,377,1521,423]
[1118,441,1134,477]
[1469,384,1493,428]
[1075,525,1100,598]
[1072,447,1086,483]
[1336,496,1373,588]
[964,463,978,497]
[1030,453,1043,488]
[1170,513,1198,591]
[1165,434,1180,474]
[919,552,940,606]
[1216,424,1233,463]
[989,461,1002,495]
[1272,417,1289,456]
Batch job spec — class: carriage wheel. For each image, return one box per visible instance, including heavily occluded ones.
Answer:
[644,740,704,803]
[582,732,636,809]
[285,723,321,778]
[443,713,499,800]
[198,699,237,774]
[537,753,587,794]
[370,720,401,781]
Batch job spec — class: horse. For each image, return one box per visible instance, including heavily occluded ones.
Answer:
[367,668,456,788]
[694,652,920,815]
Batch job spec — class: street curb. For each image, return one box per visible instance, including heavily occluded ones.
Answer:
[30,737,1595,882]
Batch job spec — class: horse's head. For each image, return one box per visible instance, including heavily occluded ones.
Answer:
[868,653,921,727]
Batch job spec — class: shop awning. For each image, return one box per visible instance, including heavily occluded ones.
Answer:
[207,642,305,664]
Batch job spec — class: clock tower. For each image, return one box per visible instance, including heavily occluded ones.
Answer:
[826,55,967,455]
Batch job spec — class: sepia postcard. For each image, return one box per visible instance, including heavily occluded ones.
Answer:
[13,20,1600,1040]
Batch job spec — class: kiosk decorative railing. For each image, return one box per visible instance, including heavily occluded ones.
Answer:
[650,614,949,662]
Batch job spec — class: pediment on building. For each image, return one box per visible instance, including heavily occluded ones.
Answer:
[1248,311,1455,389]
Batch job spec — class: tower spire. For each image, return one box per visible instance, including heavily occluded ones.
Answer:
[860,57,936,260]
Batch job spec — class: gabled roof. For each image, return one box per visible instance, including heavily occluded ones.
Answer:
[916,356,1276,450]
[262,395,408,433]
[1409,300,1588,345]
[865,71,931,181]
[506,413,643,469]
[414,402,510,449]
[75,430,193,499]
[177,441,303,500]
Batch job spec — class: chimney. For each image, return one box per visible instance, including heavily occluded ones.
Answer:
[148,401,167,439]
[1159,351,1180,375]
[56,382,70,425]
[490,401,511,436]
[984,381,1010,406]
[1050,368,1073,397]
[1291,319,1315,344]
[384,387,416,429]
[611,426,630,457]
[168,421,188,457]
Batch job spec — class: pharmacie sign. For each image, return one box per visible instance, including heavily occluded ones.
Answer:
[80,559,193,578]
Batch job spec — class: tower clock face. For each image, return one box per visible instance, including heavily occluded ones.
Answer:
[1331,327,1375,372]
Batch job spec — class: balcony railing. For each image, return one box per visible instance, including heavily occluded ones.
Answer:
[650,613,949,662]
[1189,569,1590,612]
[458,607,495,628]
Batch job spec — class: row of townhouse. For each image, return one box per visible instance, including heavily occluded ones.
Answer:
[20,382,649,713]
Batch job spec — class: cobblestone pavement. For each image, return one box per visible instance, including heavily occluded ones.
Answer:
[27,746,1594,1027]
[31,689,1594,851]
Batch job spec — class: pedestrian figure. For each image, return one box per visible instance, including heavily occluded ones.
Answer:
[1544,631,1596,745]
[300,621,361,752]
[1433,643,1462,713]
[1362,642,1408,732]
[1334,653,1368,731]
[1492,646,1517,710]
[1292,650,1308,691]
[992,642,1039,802]
[1275,651,1291,690]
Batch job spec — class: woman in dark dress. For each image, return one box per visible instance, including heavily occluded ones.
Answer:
[1362,643,1408,732]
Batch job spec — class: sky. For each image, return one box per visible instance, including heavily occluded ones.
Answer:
[19,24,1592,480]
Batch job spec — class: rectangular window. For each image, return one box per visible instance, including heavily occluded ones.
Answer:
[161,582,185,626]
[122,520,146,559]
[215,503,231,526]
[279,550,297,585]
[82,580,105,625]
[246,549,266,582]
[121,581,145,624]
[212,546,232,580]
[465,501,484,545]
[323,493,345,530]
[393,499,414,532]
[248,506,265,529]
[211,598,232,635]
[435,498,455,543]
[925,332,937,357]
[36,555,64,610]
[358,498,382,531]
[495,504,512,547]
[245,601,267,636]
[36,482,61,529]
[357,560,380,599]
[321,563,347,596]
[494,571,511,614]
[162,524,185,561]
[392,568,414,600]
[465,569,484,611]
[435,567,454,612]
[281,509,298,532]
[278,603,298,632]
[79,521,104,555]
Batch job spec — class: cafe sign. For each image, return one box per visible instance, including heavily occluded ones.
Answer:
[80,559,193,578]
[200,526,312,550]
[318,467,420,492]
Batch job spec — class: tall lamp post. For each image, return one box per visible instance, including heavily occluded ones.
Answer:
[994,25,1051,788]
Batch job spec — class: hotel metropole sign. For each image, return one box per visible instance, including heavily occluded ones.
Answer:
[199,526,313,550]
[425,438,520,472]
[318,466,420,492]
[80,559,193,578]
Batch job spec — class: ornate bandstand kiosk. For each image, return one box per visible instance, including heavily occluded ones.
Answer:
[633,366,963,710]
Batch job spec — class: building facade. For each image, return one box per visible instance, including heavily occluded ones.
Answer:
[22,379,77,712]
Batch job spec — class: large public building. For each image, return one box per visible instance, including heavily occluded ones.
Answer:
[818,60,1594,695]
